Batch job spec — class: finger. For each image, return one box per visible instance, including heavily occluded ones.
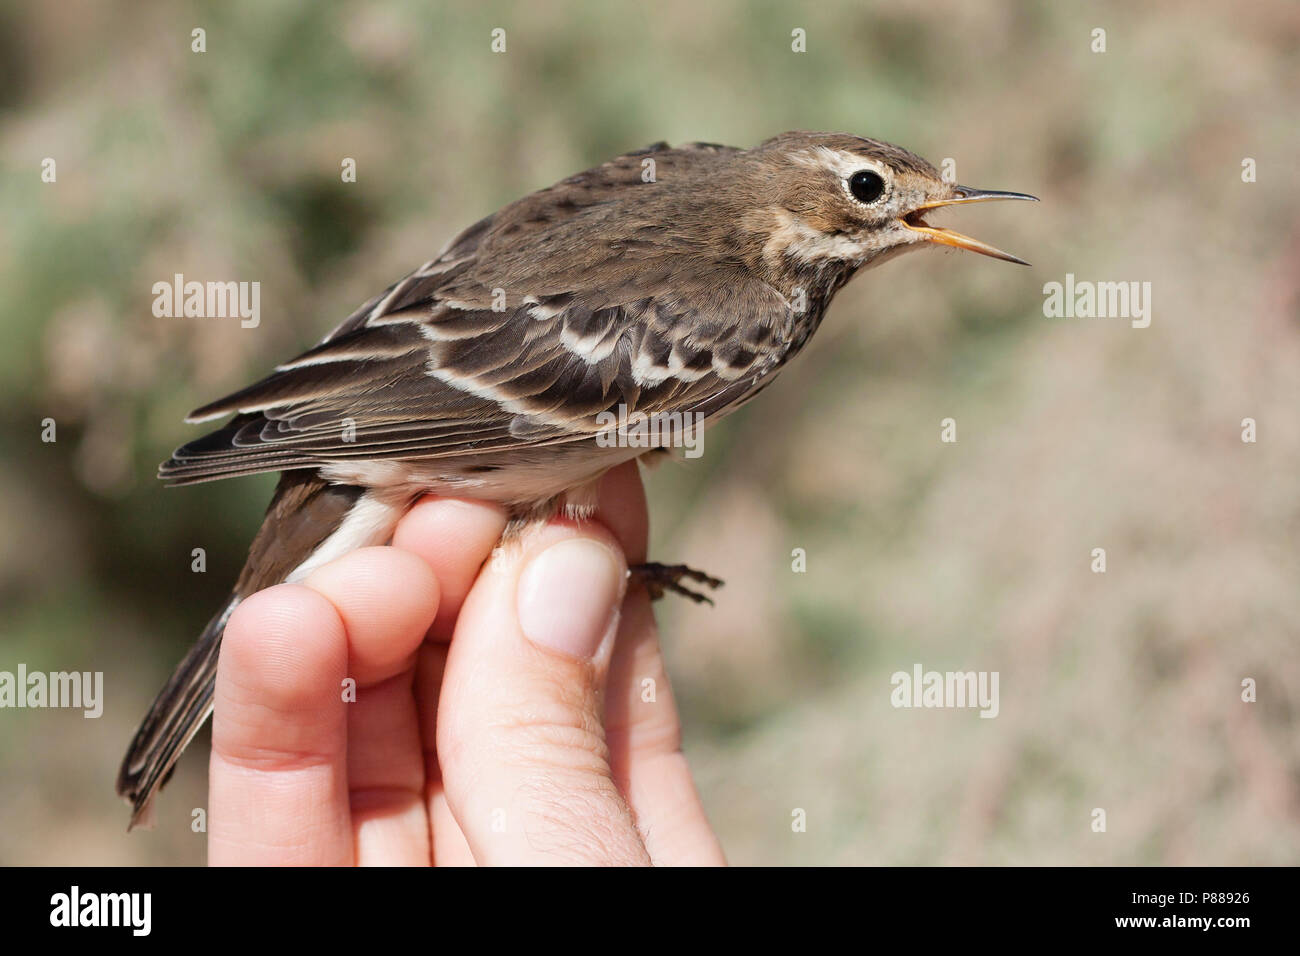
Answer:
[596,462,727,865]
[437,519,650,865]
[604,596,727,865]
[301,546,440,865]
[593,461,649,564]
[392,496,509,641]
[415,643,477,866]
[393,496,507,865]
[208,584,352,866]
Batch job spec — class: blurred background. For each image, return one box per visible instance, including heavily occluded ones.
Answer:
[1,0,1297,865]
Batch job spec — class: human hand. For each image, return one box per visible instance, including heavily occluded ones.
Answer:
[205,461,725,865]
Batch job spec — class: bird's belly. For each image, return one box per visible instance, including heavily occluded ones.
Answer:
[317,441,642,514]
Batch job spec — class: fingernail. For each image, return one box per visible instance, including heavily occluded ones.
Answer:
[517,538,625,659]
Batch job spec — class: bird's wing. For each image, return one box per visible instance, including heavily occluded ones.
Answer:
[160,141,792,485]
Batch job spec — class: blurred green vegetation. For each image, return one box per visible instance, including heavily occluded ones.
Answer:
[2,0,1298,864]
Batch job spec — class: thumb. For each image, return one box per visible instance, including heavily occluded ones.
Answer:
[435,519,651,865]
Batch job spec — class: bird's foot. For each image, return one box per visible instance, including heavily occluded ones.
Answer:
[629,562,724,605]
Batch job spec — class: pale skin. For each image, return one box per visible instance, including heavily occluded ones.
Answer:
[206,461,726,865]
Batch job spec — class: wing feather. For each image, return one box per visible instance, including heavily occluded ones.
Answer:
[161,141,795,486]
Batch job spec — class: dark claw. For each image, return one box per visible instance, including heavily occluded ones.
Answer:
[630,562,724,605]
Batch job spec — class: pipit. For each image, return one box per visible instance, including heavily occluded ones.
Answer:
[119,131,1036,825]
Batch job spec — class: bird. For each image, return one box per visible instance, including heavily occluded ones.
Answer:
[117,130,1036,827]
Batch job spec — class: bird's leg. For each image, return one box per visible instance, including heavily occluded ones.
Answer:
[629,562,724,605]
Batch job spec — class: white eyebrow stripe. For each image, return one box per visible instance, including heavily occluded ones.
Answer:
[788,146,887,182]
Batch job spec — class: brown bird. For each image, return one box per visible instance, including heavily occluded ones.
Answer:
[118,130,1036,826]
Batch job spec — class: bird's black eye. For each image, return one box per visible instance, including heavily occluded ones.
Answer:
[848,170,886,204]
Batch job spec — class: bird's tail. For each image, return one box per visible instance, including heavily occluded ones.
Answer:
[115,594,235,830]
[116,470,396,829]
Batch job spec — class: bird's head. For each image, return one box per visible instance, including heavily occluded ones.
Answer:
[735,131,1036,277]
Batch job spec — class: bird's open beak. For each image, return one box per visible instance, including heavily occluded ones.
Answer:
[900,186,1038,266]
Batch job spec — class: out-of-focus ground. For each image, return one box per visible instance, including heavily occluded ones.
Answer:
[1,0,1297,864]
